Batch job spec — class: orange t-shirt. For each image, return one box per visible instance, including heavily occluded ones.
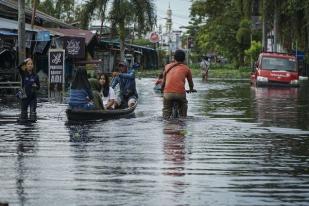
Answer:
[163,63,193,94]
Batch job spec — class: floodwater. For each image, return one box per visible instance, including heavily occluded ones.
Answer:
[0,78,309,206]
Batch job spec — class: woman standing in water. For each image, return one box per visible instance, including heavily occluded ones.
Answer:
[17,58,40,122]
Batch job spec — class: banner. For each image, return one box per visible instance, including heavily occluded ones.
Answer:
[48,49,65,99]
[63,36,85,59]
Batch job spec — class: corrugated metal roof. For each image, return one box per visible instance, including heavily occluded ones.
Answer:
[49,28,96,45]
[0,17,39,32]
[100,39,155,51]
[0,17,64,36]
[0,0,75,29]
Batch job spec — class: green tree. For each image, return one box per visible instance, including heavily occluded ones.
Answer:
[79,0,156,61]
[109,0,155,61]
[37,0,55,17]
[79,0,109,32]
[245,40,262,65]
[236,19,251,65]
[190,0,242,66]
[36,0,75,23]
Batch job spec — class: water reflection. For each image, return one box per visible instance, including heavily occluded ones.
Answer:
[163,120,187,177]
[66,122,93,143]
[252,87,305,129]
[15,124,39,206]
[162,119,189,203]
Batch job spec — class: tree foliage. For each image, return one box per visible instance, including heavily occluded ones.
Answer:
[36,0,75,23]
[190,0,309,67]
[245,40,262,65]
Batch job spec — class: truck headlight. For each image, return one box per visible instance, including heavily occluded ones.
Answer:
[290,80,299,85]
[257,76,268,82]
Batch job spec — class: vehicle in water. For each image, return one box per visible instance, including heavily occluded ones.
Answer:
[66,102,137,121]
[251,52,299,87]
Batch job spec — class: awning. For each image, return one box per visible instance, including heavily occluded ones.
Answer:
[74,60,103,65]
[48,28,96,45]
[0,30,17,36]
[0,17,63,37]
[99,39,156,52]
[0,17,40,32]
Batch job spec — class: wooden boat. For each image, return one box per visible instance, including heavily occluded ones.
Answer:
[66,102,137,121]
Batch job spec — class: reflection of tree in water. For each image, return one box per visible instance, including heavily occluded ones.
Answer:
[15,124,39,206]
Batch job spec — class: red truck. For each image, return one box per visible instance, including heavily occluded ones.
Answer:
[251,52,299,87]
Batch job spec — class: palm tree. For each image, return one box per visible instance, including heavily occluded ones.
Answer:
[81,0,156,61]
[80,0,109,32]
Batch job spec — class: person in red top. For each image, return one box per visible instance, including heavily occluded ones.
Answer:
[162,49,195,119]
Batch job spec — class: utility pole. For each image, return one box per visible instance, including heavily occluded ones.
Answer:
[273,0,278,52]
[31,0,37,29]
[18,0,26,64]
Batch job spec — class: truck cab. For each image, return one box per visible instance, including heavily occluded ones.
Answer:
[251,52,299,87]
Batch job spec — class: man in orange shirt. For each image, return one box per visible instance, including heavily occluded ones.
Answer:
[162,49,195,119]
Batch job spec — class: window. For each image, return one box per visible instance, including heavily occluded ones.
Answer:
[261,57,297,71]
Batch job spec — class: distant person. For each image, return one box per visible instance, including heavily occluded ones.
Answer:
[200,56,210,80]
[98,73,116,109]
[68,68,94,110]
[88,78,104,110]
[132,62,140,70]
[111,62,138,108]
[162,49,195,119]
[17,58,40,122]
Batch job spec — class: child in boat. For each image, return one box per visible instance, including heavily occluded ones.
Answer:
[98,73,116,109]
[68,68,95,110]
[17,58,40,121]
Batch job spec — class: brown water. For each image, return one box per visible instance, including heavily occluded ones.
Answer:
[0,78,309,206]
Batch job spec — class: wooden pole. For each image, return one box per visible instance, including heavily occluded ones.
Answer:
[31,0,37,29]
[18,0,26,64]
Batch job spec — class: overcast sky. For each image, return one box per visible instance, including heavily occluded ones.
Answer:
[155,0,192,31]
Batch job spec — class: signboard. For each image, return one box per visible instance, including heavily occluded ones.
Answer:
[63,36,85,58]
[48,49,65,99]
[149,31,160,43]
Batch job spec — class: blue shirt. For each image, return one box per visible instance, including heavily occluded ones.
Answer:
[111,69,138,98]
[19,69,40,98]
[69,88,93,107]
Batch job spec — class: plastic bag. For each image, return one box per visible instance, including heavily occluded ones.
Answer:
[16,88,27,99]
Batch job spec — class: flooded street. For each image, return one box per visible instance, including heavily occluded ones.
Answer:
[0,78,309,206]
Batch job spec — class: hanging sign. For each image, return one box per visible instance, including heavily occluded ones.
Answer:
[149,31,160,43]
[63,36,85,58]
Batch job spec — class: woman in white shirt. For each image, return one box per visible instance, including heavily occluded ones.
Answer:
[98,73,116,109]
